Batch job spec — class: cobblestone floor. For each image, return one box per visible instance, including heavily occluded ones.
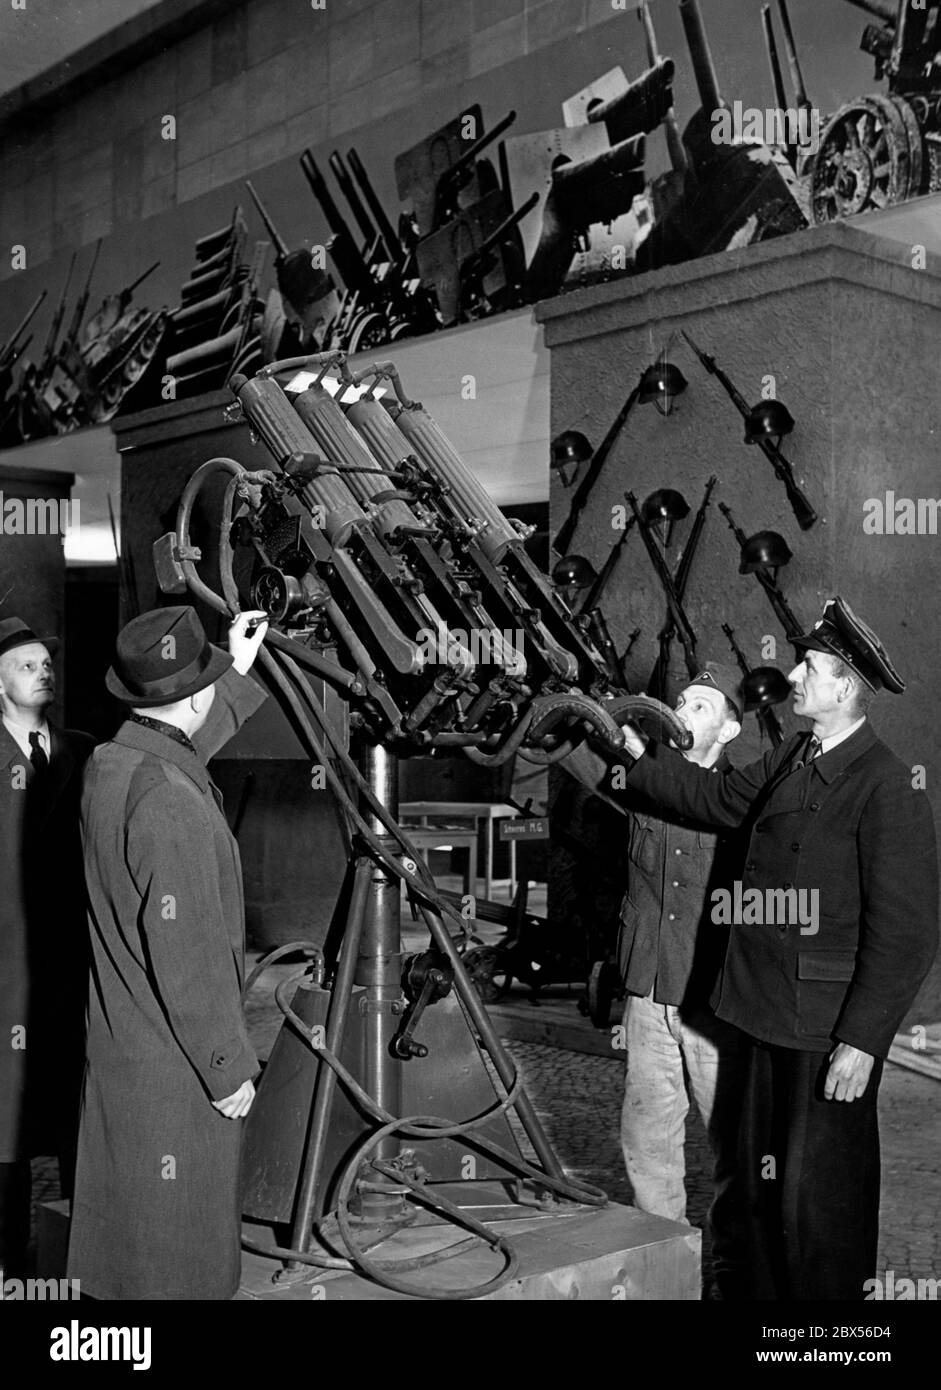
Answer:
[497,1041,941,1290]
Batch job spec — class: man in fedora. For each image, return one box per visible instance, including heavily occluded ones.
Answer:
[613,598,938,1300]
[68,604,268,1301]
[564,662,749,1298]
[0,616,93,1277]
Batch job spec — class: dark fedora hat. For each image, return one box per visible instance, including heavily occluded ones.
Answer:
[0,616,59,660]
[793,596,904,694]
[106,605,232,707]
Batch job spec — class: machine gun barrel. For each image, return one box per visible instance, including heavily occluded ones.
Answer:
[718,501,803,640]
[245,180,290,259]
[553,378,643,556]
[63,239,102,350]
[722,621,785,746]
[126,260,160,297]
[39,253,77,371]
[679,0,722,115]
[844,0,896,25]
[762,5,789,116]
[626,489,699,677]
[683,331,817,531]
[438,109,518,200]
[347,148,405,266]
[587,58,676,142]
[0,291,47,371]
[300,150,374,297]
[459,190,539,287]
[329,150,378,249]
[640,1,688,176]
[776,0,811,111]
[582,608,625,686]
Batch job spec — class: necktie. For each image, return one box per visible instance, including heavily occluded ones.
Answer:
[28,730,48,774]
[795,734,821,769]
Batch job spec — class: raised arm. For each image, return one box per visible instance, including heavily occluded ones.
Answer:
[622,734,794,830]
[191,612,268,761]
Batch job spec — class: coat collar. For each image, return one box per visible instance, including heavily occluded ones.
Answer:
[808,718,878,784]
[0,719,23,770]
[112,718,212,794]
[0,718,78,809]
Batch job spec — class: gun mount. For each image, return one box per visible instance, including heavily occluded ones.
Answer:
[151,349,691,1299]
[810,0,941,220]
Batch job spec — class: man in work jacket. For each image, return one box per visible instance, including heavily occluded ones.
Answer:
[615,597,938,1301]
[567,661,748,1299]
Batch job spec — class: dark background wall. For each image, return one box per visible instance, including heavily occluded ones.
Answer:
[538,221,941,1022]
[0,0,878,330]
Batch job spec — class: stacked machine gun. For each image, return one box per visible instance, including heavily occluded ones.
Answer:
[152,349,690,1298]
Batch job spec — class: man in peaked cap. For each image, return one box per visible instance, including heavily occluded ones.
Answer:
[67,604,268,1301]
[563,660,749,1299]
[615,598,938,1300]
[0,617,93,1278]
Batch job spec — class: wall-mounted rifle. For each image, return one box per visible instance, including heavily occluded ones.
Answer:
[721,621,787,746]
[718,501,803,641]
[553,377,643,556]
[626,488,699,679]
[648,473,716,697]
[683,330,816,530]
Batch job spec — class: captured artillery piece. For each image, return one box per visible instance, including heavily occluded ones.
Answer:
[0,291,46,445]
[635,0,807,272]
[165,208,271,399]
[74,259,166,423]
[152,348,690,1297]
[396,108,534,327]
[809,0,941,220]
[12,244,167,436]
[504,68,657,295]
[300,147,440,351]
[245,178,338,351]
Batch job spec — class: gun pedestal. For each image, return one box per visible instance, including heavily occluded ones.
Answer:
[240,738,566,1283]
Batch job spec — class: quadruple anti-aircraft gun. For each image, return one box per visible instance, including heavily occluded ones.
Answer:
[151,352,690,1299]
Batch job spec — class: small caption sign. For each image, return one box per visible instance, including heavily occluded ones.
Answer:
[499,817,548,841]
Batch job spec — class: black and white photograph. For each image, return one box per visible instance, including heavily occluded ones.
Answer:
[0,0,939,1361]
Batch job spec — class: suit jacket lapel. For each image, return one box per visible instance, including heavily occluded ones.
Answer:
[43,723,78,811]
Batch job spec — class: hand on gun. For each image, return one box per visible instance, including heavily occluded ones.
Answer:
[620,722,648,760]
[228,610,269,674]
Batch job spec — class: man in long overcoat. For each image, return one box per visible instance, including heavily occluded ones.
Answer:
[0,616,93,1275]
[611,598,938,1300]
[67,605,268,1300]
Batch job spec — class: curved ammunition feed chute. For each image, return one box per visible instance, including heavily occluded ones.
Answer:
[160,354,689,1297]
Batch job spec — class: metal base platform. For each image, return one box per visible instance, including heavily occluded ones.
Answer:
[237,1198,700,1301]
[38,1196,699,1300]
